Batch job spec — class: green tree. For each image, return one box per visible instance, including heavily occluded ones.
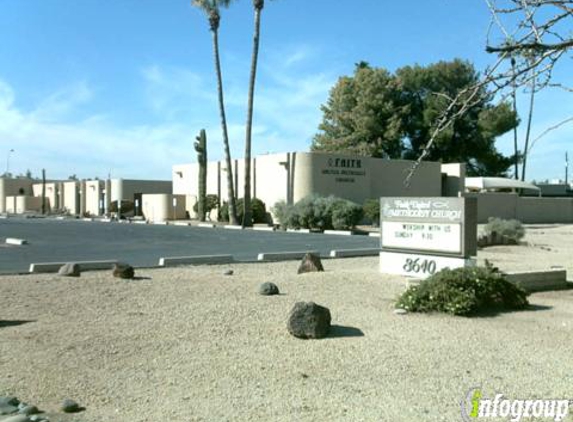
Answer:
[313,60,518,176]
[242,0,268,227]
[192,0,239,225]
[397,60,518,176]
[312,63,406,158]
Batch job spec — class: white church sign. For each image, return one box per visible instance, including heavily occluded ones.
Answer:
[379,197,477,278]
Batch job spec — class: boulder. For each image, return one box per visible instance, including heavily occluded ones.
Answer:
[259,282,279,296]
[113,263,135,279]
[0,397,19,407]
[297,253,324,274]
[287,302,331,339]
[61,398,81,413]
[58,263,80,277]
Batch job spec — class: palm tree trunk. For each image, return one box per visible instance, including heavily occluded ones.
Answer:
[521,75,536,182]
[242,2,263,227]
[212,28,238,224]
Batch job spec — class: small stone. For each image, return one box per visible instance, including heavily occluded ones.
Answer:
[18,405,39,415]
[259,282,279,296]
[29,416,47,422]
[113,262,135,279]
[297,253,324,274]
[223,269,234,276]
[61,398,81,413]
[287,301,331,339]
[58,263,80,277]
[393,308,408,315]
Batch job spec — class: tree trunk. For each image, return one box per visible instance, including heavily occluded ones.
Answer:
[195,129,208,222]
[212,28,238,224]
[521,74,536,182]
[242,4,263,227]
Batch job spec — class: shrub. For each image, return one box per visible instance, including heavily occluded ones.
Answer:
[484,217,525,243]
[331,198,363,230]
[395,263,529,316]
[363,198,380,226]
[220,197,268,224]
[193,194,219,215]
[272,195,362,230]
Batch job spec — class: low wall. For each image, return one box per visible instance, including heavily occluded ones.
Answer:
[142,194,187,222]
[466,193,573,223]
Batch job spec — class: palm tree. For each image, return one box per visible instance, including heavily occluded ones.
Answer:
[192,0,239,225]
[242,0,267,227]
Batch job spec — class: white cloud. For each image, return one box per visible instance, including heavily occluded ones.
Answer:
[0,45,337,181]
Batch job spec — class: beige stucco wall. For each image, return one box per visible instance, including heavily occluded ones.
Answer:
[6,196,43,214]
[62,181,80,215]
[111,179,172,203]
[441,163,466,197]
[85,180,104,216]
[141,194,186,222]
[173,151,445,221]
[465,192,573,223]
[0,178,34,213]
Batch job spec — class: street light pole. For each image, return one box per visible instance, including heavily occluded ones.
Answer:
[5,149,14,176]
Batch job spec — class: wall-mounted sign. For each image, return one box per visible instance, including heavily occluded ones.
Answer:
[320,157,367,183]
[379,197,477,278]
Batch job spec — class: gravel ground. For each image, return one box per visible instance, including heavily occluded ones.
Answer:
[1,225,573,422]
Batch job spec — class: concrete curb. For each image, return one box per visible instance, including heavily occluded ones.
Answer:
[505,269,569,292]
[257,250,319,261]
[6,238,27,246]
[171,221,191,226]
[329,248,380,258]
[323,230,353,236]
[368,232,381,237]
[253,226,276,232]
[159,255,234,267]
[29,260,119,273]
[197,223,216,228]
[224,225,243,230]
[286,228,311,234]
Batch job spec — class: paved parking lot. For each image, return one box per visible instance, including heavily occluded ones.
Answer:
[0,217,380,274]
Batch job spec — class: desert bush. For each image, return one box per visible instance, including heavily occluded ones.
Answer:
[193,194,219,215]
[220,197,268,224]
[395,263,529,316]
[484,217,525,243]
[272,195,362,230]
[363,198,380,226]
[331,198,363,230]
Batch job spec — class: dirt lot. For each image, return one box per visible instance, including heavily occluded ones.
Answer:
[1,225,572,422]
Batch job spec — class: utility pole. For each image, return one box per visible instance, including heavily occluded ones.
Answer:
[41,169,46,215]
[566,151,569,186]
[5,149,14,176]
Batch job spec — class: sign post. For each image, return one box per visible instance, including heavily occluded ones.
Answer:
[379,197,477,278]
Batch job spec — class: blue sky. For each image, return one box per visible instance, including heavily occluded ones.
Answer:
[0,0,571,182]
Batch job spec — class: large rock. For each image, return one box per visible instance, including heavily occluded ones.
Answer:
[58,263,80,277]
[259,282,279,296]
[113,263,135,279]
[287,302,331,339]
[297,253,324,274]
